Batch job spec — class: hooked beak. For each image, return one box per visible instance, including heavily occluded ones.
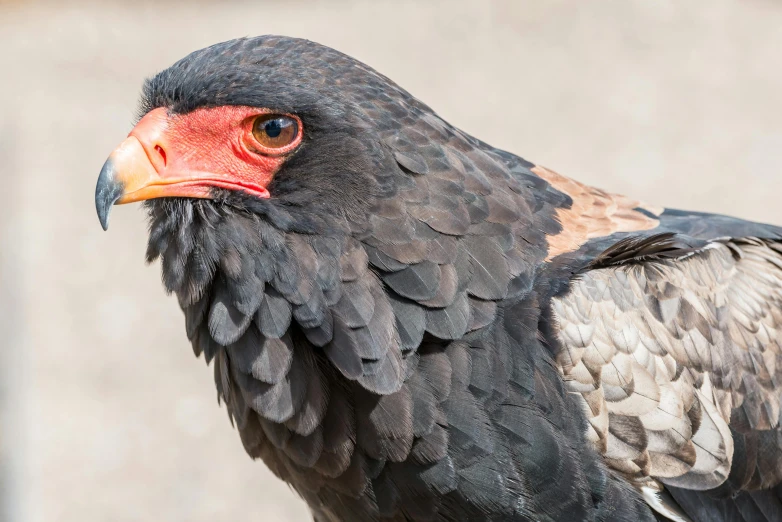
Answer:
[95,108,211,230]
[95,135,209,230]
[95,107,272,230]
[95,149,128,231]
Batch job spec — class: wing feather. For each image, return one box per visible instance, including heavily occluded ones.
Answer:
[554,239,782,498]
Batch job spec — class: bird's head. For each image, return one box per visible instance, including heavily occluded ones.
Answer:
[96,35,428,232]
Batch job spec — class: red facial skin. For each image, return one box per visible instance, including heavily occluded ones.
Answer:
[111,106,303,204]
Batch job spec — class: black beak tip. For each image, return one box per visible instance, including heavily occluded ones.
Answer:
[95,157,124,231]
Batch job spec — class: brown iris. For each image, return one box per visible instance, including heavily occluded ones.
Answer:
[252,114,299,150]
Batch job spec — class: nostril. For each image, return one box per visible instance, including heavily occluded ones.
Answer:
[154,144,167,166]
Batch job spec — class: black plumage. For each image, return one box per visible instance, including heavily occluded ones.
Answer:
[96,35,782,522]
[256,288,292,339]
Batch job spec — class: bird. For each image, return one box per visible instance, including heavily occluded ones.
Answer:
[94,36,782,522]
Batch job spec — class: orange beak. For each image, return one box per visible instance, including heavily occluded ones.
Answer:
[95,136,220,229]
[95,108,213,230]
[95,106,275,230]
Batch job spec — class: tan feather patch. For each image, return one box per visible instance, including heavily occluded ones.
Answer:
[531,165,663,259]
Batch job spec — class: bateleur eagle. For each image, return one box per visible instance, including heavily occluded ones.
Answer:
[94,36,782,522]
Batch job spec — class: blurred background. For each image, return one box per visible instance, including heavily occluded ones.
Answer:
[0,0,781,520]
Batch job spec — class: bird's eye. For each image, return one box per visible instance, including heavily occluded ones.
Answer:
[252,114,299,151]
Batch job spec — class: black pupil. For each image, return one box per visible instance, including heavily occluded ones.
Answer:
[265,119,283,138]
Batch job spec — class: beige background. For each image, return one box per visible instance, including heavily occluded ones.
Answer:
[1,1,781,520]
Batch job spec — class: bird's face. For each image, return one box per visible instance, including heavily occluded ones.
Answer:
[95,105,304,229]
[94,36,410,233]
